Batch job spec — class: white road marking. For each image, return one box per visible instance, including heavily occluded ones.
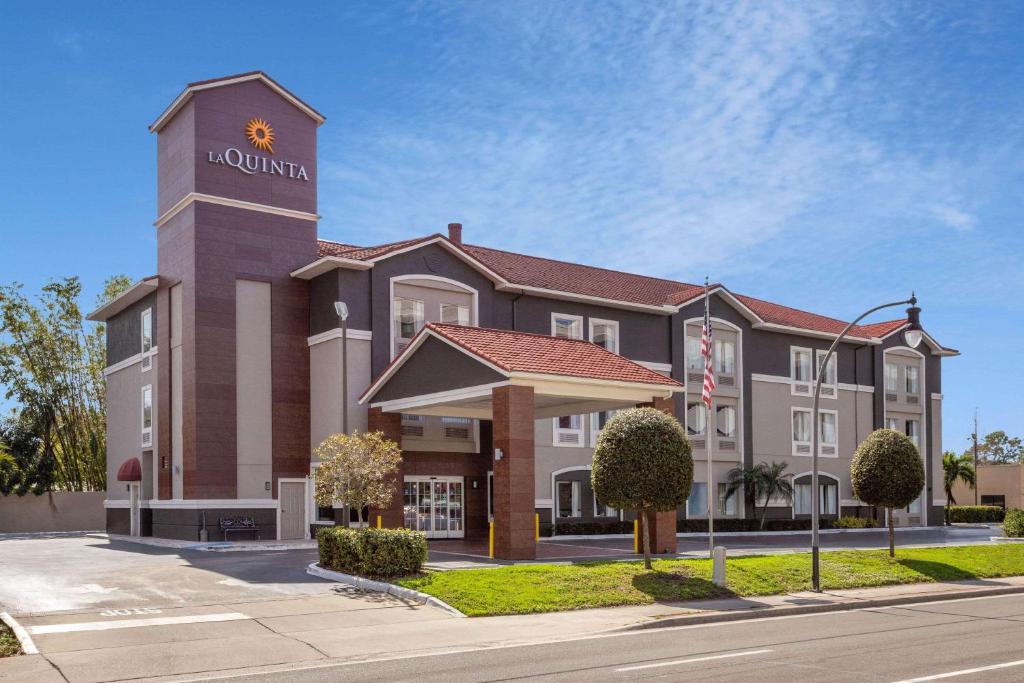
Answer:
[892,659,1024,682]
[27,612,248,635]
[615,649,774,672]
[173,592,1024,681]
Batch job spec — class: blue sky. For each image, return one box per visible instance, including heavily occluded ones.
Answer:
[1,1,1022,452]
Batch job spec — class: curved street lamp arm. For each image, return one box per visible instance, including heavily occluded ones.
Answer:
[810,295,915,592]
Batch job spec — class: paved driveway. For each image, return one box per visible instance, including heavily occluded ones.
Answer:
[0,533,451,682]
[0,532,334,615]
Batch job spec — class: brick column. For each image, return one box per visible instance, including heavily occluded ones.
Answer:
[640,396,679,555]
[492,385,536,560]
[368,407,404,529]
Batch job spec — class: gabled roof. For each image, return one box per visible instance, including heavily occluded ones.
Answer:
[308,233,951,349]
[428,324,680,386]
[150,71,325,133]
[360,323,680,405]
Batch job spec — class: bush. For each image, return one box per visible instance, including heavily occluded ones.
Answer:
[833,516,877,529]
[317,527,427,579]
[947,505,1005,523]
[1004,509,1024,537]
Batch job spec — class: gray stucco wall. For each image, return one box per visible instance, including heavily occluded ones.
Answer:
[106,292,158,366]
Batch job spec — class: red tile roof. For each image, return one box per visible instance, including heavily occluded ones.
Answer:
[315,235,914,340]
[426,323,680,387]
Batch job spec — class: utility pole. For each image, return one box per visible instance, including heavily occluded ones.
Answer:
[972,409,979,505]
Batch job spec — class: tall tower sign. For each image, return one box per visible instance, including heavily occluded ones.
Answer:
[149,72,323,505]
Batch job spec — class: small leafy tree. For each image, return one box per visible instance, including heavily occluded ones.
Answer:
[592,407,693,569]
[942,451,975,524]
[850,429,925,557]
[313,431,402,525]
[0,412,56,496]
[723,461,793,530]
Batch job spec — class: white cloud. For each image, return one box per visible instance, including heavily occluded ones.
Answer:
[317,1,1018,310]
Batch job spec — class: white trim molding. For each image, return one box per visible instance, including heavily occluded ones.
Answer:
[931,392,944,400]
[154,192,320,228]
[87,277,159,322]
[104,350,158,377]
[147,499,280,509]
[307,329,372,346]
[150,72,325,133]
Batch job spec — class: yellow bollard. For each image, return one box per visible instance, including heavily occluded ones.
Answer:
[633,518,639,553]
[376,515,382,529]
[488,521,494,558]
[535,513,540,541]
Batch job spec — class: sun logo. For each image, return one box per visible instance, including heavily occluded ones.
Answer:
[245,118,275,154]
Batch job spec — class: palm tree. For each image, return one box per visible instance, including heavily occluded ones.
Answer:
[723,461,794,529]
[942,451,976,525]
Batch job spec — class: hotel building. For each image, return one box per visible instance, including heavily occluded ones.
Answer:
[92,73,957,558]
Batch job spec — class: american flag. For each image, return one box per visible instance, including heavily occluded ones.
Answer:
[701,282,716,410]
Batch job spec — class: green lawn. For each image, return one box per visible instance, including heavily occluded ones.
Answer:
[397,545,1024,617]
[0,622,20,658]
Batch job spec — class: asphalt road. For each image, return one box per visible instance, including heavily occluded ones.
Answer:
[225,592,1024,682]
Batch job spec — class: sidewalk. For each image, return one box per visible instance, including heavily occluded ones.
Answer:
[6,575,1022,682]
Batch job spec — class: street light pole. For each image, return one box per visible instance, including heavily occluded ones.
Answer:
[334,301,349,526]
[810,294,921,592]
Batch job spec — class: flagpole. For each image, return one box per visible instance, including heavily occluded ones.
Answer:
[704,277,715,558]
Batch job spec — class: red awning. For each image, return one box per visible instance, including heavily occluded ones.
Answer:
[116,457,142,482]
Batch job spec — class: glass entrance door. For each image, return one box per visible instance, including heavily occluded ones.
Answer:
[402,477,465,538]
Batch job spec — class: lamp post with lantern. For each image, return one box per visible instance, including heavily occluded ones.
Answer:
[810,294,923,592]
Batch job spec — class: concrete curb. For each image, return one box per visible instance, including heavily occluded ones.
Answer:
[306,563,466,618]
[0,611,38,655]
[992,536,1024,543]
[619,584,1024,632]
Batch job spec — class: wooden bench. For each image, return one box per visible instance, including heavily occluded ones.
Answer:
[218,516,260,541]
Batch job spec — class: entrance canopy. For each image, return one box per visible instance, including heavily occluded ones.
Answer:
[359,323,682,419]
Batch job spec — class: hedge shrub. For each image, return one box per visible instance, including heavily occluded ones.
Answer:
[947,505,1005,523]
[554,520,631,535]
[1004,508,1024,537]
[833,516,877,529]
[317,527,427,579]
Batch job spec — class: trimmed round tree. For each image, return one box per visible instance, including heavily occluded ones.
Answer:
[592,407,693,569]
[850,428,925,557]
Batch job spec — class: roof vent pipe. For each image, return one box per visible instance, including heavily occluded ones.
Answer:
[448,223,463,245]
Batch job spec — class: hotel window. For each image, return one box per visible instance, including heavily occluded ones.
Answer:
[686,402,707,436]
[885,417,900,431]
[686,336,702,371]
[141,385,152,448]
[906,419,920,449]
[819,411,838,455]
[717,483,737,516]
[401,414,425,437]
[907,495,922,514]
[393,297,424,356]
[591,410,618,446]
[791,348,812,382]
[714,339,735,375]
[557,480,581,518]
[442,416,472,440]
[553,415,584,446]
[141,308,153,371]
[885,363,898,392]
[687,482,708,517]
[594,495,617,518]
[551,313,583,340]
[815,350,836,386]
[310,464,335,524]
[589,318,619,353]
[905,365,920,395]
[716,405,736,437]
[440,303,470,326]
[792,408,812,455]
[794,482,837,515]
